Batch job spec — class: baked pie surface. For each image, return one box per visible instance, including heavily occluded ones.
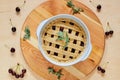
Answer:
[41,18,87,63]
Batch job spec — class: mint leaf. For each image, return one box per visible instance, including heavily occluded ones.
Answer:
[72,7,84,14]
[48,67,63,80]
[67,0,74,8]
[58,31,64,38]
[23,34,30,39]
[72,7,80,14]
[56,69,63,80]
[65,32,69,43]
[57,31,64,40]
[23,26,30,40]
[24,27,30,34]
[57,31,69,49]
[48,67,56,74]
[63,32,69,49]
[66,0,84,14]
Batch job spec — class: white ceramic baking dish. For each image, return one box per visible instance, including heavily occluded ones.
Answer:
[36,14,92,66]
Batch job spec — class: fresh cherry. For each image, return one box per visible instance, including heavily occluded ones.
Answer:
[15,7,21,13]
[97,66,102,71]
[101,69,105,73]
[11,27,16,32]
[109,30,114,35]
[8,63,27,78]
[97,4,101,11]
[10,47,15,53]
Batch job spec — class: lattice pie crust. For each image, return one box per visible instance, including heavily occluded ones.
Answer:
[41,18,86,63]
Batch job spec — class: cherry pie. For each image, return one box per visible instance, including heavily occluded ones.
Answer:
[41,18,86,63]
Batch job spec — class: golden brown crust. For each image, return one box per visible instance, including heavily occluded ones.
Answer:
[41,18,86,63]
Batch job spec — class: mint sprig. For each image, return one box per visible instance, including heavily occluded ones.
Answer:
[23,26,30,40]
[67,0,74,8]
[66,0,84,14]
[55,69,63,80]
[48,67,56,74]
[48,67,63,80]
[57,31,69,49]
[57,31,64,40]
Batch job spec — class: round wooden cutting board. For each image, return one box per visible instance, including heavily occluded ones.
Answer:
[20,0,105,80]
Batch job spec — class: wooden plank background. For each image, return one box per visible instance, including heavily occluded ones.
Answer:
[20,0,105,80]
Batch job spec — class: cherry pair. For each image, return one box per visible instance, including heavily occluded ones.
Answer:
[8,63,27,78]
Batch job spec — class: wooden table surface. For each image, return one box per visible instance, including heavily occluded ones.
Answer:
[0,0,120,80]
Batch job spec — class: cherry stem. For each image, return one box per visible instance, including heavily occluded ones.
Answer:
[101,62,109,69]
[12,64,18,71]
[89,0,98,7]
[15,63,21,74]
[10,18,13,27]
[20,0,26,8]
[18,64,21,74]
[18,63,25,70]
[4,44,10,49]
[107,22,112,30]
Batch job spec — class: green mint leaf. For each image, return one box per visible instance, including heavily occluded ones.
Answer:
[48,67,56,74]
[66,0,84,15]
[72,7,84,14]
[57,31,65,41]
[23,34,30,39]
[57,75,61,80]
[67,0,74,8]
[57,37,64,41]
[56,69,63,80]
[23,26,30,40]
[57,31,69,49]
[63,32,69,49]
[58,31,64,38]
[65,32,69,43]
[48,67,63,80]
[24,27,30,34]
[72,7,80,14]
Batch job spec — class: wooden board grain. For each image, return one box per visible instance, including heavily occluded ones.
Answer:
[20,0,105,80]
